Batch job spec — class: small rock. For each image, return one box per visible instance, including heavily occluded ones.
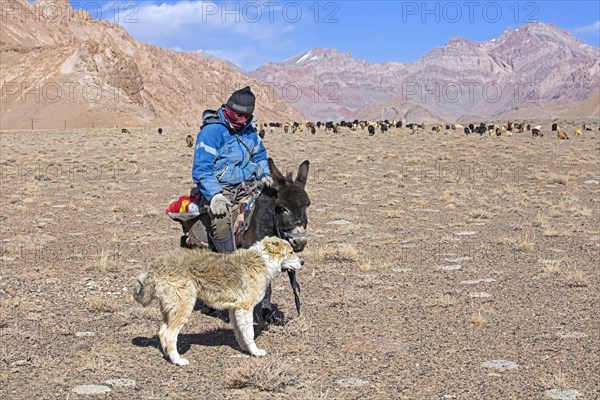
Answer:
[0,256,16,262]
[555,331,587,339]
[438,265,461,271]
[481,360,519,370]
[51,205,66,208]
[540,259,562,265]
[14,360,30,366]
[126,259,142,263]
[418,208,439,212]
[75,341,91,351]
[445,256,472,263]
[469,292,492,298]
[68,232,83,236]
[454,231,478,236]
[461,278,496,285]
[583,180,599,185]
[71,385,111,395]
[336,378,369,387]
[75,331,95,337]
[105,379,136,387]
[392,268,412,273]
[326,219,351,225]
[544,389,581,399]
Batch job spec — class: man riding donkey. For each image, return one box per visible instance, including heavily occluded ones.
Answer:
[188,86,290,323]
[191,85,273,253]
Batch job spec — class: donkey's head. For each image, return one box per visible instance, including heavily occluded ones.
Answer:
[269,158,310,252]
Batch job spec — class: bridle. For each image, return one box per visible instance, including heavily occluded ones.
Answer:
[275,213,308,246]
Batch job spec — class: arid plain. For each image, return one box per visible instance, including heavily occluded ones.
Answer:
[0,121,598,399]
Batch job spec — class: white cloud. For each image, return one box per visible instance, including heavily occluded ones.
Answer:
[109,0,300,69]
[572,20,600,35]
[118,1,293,42]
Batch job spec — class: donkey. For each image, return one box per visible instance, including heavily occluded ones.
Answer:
[179,158,310,323]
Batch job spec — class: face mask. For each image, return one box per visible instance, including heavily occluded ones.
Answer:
[224,106,251,131]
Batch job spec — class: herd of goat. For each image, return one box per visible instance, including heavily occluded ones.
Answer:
[121,120,596,149]
[249,120,595,142]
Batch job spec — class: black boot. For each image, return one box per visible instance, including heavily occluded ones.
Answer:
[260,284,284,325]
[210,232,236,254]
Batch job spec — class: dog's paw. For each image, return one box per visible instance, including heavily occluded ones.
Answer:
[173,358,189,366]
[251,349,267,357]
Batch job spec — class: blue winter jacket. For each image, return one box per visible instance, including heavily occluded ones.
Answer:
[192,108,270,202]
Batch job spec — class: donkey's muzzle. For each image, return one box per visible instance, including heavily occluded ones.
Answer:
[289,235,307,252]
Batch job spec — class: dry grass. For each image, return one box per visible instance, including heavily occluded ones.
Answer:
[323,244,360,262]
[280,315,311,338]
[517,234,535,252]
[470,310,486,327]
[470,210,491,220]
[226,357,298,392]
[533,212,547,227]
[548,208,562,218]
[357,260,372,272]
[428,294,457,308]
[302,246,325,267]
[541,368,577,392]
[543,227,561,237]
[496,236,514,246]
[548,173,568,185]
[87,296,118,313]
[1,344,26,367]
[561,264,589,287]
[540,259,562,274]
[84,251,119,272]
[384,210,405,219]
[414,197,428,207]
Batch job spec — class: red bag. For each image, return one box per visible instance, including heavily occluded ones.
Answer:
[165,195,201,221]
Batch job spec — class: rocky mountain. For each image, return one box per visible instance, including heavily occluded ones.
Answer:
[2,4,597,128]
[252,23,600,121]
[252,48,407,121]
[0,0,303,130]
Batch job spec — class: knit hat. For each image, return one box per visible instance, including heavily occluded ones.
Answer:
[226,86,255,115]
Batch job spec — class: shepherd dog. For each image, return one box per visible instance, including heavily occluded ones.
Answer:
[133,237,302,365]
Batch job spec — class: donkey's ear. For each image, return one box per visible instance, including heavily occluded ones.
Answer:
[268,158,286,188]
[296,160,310,185]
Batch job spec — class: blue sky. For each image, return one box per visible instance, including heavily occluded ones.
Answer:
[72,1,600,70]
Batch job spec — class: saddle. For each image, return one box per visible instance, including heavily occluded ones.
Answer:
[229,182,262,248]
[166,182,262,249]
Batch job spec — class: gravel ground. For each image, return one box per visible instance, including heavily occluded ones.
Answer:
[0,123,598,399]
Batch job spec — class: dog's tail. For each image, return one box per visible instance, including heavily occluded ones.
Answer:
[132,272,155,306]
